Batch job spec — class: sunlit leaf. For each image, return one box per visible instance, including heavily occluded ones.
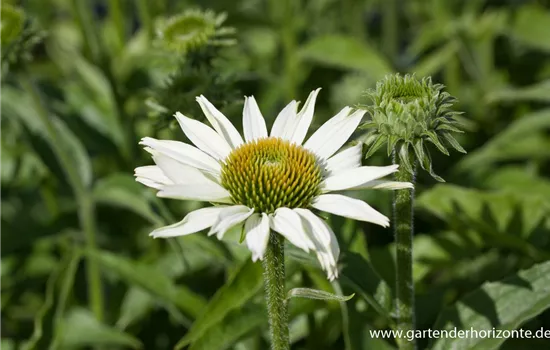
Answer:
[287,288,354,302]
[93,173,163,225]
[189,304,266,350]
[299,35,392,79]
[59,308,142,349]
[88,250,206,319]
[431,260,550,350]
[339,252,393,326]
[175,259,264,348]
[486,80,550,104]
[509,5,550,52]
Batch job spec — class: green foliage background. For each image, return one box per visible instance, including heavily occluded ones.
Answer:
[2,0,550,349]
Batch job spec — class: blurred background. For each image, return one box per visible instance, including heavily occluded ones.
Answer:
[2,0,550,349]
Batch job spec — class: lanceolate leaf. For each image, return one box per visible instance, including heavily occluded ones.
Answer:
[175,259,264,349]
[189,304,266,350]
[59,308,142,349]
[339,252,394,326]
[430,261,550,350]
[299,35,392,79]
[93,173,164,225]
[88,250,206,319]
[287,288,355,302]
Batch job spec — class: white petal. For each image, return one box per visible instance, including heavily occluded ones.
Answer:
[289,88,321,145]
[209,206,254,239]
[196,95,243,149]
[321,164,399,192]
[324,143,363,176]
[270,100,298,139]
[304,108,364,160]
[312,194,390,227]
[140,137,221,175]
[352,180,414,190]
[244,213,270,261]
[150,151,216,185]
[158,183,232,203]
[134,166,172,189]
[174,112,232,161]
[270,208,315,252]
[295,209,340,280]
[243,96,268,142]
[150,206,227,238]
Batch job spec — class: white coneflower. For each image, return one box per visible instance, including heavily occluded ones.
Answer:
[135,89,412,280]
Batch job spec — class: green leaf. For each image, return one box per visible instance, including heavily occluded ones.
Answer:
[1,4,24,47]
[410,40,459,77]
[430,260,550,350]
[116,287,155,330]
[51,117,93,188]
[93,173,163,225]
[88,250,206,319]
[486,80,550,104]
[175,259,264,349]
[189,304,266,350]
[417,184,550,246]
[59,308,142,349]
[1,86,92,189]
[509,5,550,52]
[458,109,550,171]
[339,252,394,326]
[287,288,354,302]
[299,35,392,79]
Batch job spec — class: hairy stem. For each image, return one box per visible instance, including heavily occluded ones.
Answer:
[393,153,416,350]
[262,232,289,350]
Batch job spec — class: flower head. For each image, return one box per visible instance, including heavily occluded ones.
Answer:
[156,9,236,53]
[135,89,412,280]
[361,74,466,181]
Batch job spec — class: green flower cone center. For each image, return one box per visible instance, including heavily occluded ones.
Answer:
[221,137,323,213]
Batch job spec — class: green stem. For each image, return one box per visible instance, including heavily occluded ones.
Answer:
[22,76,104,322]
[393,153,416,350]
[262,232,289,350]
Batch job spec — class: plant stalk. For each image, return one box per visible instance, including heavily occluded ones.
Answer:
[262,232,289,350]
[393,153,416,350]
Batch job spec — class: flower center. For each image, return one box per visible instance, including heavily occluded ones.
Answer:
[220,137,323,213]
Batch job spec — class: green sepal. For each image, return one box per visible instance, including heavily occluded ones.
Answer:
[424,130,449,155]
[239,225,246,243]
[412,139,426,169]
[286,288,354,302]
[387,135,400,157]
[424,151,445,182]
[364,134,386,159]
[436,123,464,133]
[360,120,377,130]
[442,133,466,153]
[398,144,414,175]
